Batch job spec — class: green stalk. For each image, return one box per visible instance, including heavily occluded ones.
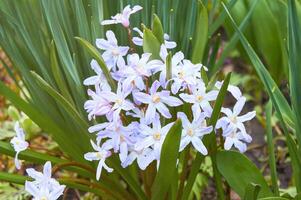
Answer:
[265,100,279,196]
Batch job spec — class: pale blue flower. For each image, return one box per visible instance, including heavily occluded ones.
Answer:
[101,5,143,27]
[135,117,174,161]
[84,140,113,180]
[177,112,212,155]
[134,80,183,124]
[180,81,218,118]
[10,122,28,170]
[25,161,65,200]
[96,30,129,70]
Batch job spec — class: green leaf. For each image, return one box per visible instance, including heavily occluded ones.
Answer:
[243,183,261,200]
[75,36,116,91]
[258,198,290,200]
[143,27,161,60]
[30,71,89,132]
[49,41,74,105]
[151,119,182,200]
[152,14,164,44]
[288,0,301,156]
[191,1,208,64]
[166,52,172,81]
[217,150,273,198]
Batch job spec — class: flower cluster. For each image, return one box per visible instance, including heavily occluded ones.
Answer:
[25,162,66,200]
[10,123,65,200]
[83,4,256,180]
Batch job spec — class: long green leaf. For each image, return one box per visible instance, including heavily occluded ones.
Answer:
[143,27,161,60]
[151,119,182,200]
[191,1,208,64]
[217,150,273,198]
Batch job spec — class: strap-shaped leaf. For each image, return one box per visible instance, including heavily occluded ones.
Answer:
[152,14,164,44]
[217,150,272,198]
[75,37,116,91]
[151,119,182,200]
[191,1,208,64]
[143,27,161,60]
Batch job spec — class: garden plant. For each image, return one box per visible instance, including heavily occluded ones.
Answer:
[0,0,301,200]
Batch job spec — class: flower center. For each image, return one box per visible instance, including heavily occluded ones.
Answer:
[152,95,160,103]
[120,134,125,142]
[111,48,119,56]
[96,152,103,159]
[178,70,185,79]
[230,116,237,123]
[153,132,161,141]
[41,197,48,200]
[196,95,203,102]
[187,128,194,136]
[115,98,123,105]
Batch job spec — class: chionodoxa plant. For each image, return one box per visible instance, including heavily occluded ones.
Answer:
[3,4,260,199]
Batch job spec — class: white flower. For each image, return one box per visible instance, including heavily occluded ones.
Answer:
[121,147,155,170]
[83,59,110,91]
[100,82,134,122]
[215,81,242,100]
[10,122,29,170]
[155,45,184,85]
[25,161,65,200]
[132,28,177,49]
[223,130,252,153]
[96,30,129,70]
[25,181,65,200]
[134,80,183,124]
[135,117,173,161]
[84,140,113,180]
[84,89,112,121]
[180,81,218,118]
[216,97,256,137]
[114,53,162,91]
[101,5,143,27]
[177,112,212,155]
[171,59,206,94]
[97,122,136,162]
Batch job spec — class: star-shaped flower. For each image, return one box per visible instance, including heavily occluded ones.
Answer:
[10,122,29,170]
[84,140,113,180]
[96,30,129,70]
[177,112,212,155]
[101,5,143,27]
[134,80,182,124]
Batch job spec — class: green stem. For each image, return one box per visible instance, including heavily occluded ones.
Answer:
[265,101,279,196]
[176,147,190,200]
